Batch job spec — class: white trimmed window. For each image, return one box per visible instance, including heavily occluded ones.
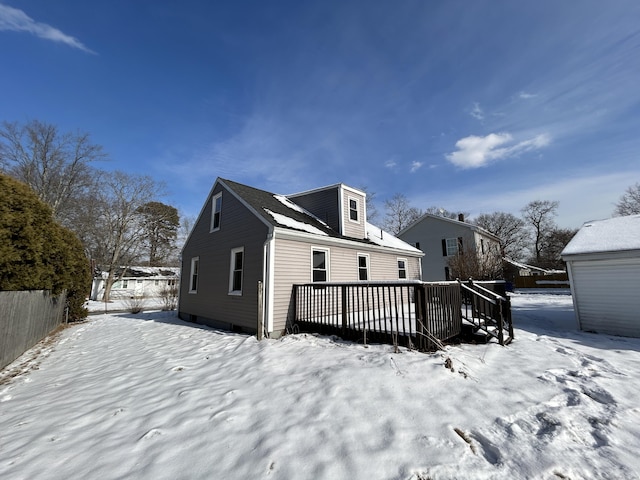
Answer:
[121,279,128,289]
[210,192,222,232]
[189,257,199,293]
[444,237,463,256]
[229,247,244,295]
[312,248,329,282]
[358,253,369,281]
[348,197,359,223]
[397,258,407,279]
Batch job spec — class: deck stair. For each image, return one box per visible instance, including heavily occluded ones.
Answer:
[459,280,513,346]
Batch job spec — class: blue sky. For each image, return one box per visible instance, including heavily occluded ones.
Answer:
[1,1,639,229]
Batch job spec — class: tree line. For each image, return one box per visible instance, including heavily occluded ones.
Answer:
[375,181,640,271]
[0,119,182,303]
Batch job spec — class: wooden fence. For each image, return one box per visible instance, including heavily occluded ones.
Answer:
[0,290,67,370]
[292,282,464,351]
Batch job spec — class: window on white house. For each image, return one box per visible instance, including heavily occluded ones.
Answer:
[121,279,128,289]
[229,247,244,294]
[358,253,369,281]
[210,192,222,232]
[189,257,199,293]
[312,248,329,282]
[397,258,407,279]
[348,197,359,222]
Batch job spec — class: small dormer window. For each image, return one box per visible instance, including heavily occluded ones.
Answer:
[349,197,359,223]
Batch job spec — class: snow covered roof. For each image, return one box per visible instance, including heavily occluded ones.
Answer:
[220,178,420,254]
[96,266,180,278]
[366,222,422,253]
[503,258,565,275]
[561,215,640,256]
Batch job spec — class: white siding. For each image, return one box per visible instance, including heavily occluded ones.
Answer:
[341,189,366,239]
[270,236,422,335]
[569,257,640,337]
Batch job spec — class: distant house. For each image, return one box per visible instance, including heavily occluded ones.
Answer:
[502,258,568,289]
[90,266,180,301]
[397,214,502,281]
[178,178,423,338]
[562,215,640,337]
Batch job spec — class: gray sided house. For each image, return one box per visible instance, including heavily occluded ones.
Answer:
[179,178,423,337]
[562,215,640,337]
[398,214,502,281]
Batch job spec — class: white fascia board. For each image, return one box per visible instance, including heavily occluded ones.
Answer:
[274,227,424,257]
[180,177,220,255]
[561,249,640,263]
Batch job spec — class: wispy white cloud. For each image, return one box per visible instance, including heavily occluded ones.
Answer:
[446,132,550,169]
[0,4,95,54]
[470,102,484,120]
[518,91,537,100]
[410,161,423,173]
[384,159,397,169]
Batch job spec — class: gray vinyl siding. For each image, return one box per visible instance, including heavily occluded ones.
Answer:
[179,183,269,332]
[568,256,640,337]
[399,216,497,281]
[342,189,366,240]
[271,235,422,334]
[288,188,340,232]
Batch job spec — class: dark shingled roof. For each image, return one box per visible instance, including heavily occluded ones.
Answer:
[220,178,341,238]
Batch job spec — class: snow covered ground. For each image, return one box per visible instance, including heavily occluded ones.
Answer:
[2,291,640,479]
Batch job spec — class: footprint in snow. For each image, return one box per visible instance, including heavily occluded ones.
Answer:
[139,428,163,440]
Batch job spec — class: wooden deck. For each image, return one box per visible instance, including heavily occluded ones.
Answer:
[291,281,513,352]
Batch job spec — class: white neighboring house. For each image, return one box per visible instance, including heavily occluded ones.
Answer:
[561,215,640,337]
[91,266,180,301]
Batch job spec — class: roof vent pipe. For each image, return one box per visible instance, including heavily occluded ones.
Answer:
[458,213,465,222]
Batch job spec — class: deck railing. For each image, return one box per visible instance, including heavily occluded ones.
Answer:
[291,281,512,351]
[459,280,513,345]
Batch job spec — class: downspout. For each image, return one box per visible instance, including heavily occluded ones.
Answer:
[262,230,276,336]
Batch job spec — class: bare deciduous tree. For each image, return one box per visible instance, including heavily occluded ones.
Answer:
[613,182,640,216]
[473,211,528,261]
[0,120,106,222]
[446,235,504,280]
[424,206,468,220]
[521,200,559,266]
[382,193,422,235]
[540,227,578,270]
[88,171,166,302]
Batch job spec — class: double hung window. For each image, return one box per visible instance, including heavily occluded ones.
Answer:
[397,258,407,279]
[358,254,369,281]
[210,193,222,232]
[348,197,359,222]
[229,247,244,294]
[189,257,199,293]
[312,248,329,282]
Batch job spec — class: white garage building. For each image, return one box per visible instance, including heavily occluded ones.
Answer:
[561,215,640,337]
